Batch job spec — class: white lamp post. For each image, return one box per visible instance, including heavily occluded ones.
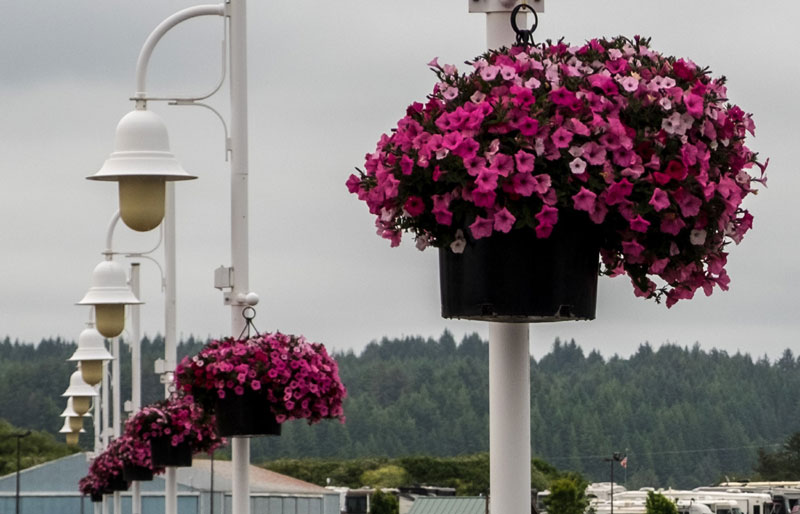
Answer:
[468,2,543,514]
[68,325,114,387]
[87,3,256,514]
[77,259,142,338]
[62,367,99,417]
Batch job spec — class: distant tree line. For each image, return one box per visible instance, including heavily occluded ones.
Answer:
[1,332,798,488]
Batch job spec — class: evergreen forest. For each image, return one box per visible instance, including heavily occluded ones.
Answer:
[0,332,798,489]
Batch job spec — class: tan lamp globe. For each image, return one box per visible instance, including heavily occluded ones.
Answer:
[62,367,98,416]
[59,415,86,446]
[77,259,142,338]
[87,109,196,232]
[68,325,113,386]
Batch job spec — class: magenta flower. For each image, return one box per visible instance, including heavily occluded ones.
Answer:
[493,208,516,233]
[469,215,494,239]
[572,187,597,212]
[404,196,426,217]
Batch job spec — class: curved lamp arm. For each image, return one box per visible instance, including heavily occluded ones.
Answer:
[134,3,226,105]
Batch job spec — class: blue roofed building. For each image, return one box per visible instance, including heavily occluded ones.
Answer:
[0,452,340,514]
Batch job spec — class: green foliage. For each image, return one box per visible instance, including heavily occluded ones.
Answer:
[754,431,800,480]
[262,453,559,497]
[2,333,800,488]
[544,477,588,514]
[361,465,409,488]
[0,419,78,475]
[646,491,678,514]
[370,490,399,514]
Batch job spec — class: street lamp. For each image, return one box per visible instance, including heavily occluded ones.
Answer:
[604,452,623,514]
[77,259,142,338]
[88,109,196,232]
[59,397,90,434]
[68,325,114,386]
[2,431,31,514]
[62,367,98,416]
[86,3,255,514]
[58,411,86,446]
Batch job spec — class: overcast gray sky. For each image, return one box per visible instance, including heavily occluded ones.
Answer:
[1,1,796,360]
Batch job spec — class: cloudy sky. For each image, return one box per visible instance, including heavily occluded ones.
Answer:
[1,0,796,360]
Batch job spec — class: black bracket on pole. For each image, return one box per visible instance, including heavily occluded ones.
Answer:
[510,3,539,46]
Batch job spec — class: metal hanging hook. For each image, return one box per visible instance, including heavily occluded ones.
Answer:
[238,306,260,339]
[510,3,538,46]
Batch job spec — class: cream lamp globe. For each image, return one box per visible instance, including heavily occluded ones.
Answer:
[87,109,196,232]
[68,326,113,386]
[77,260,142,338]
[62,368,98,416]
[59,417,84,445]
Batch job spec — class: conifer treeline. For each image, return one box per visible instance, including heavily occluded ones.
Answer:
[1,333,798,488]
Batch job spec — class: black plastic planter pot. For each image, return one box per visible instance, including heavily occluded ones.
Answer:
[107,473,129,492]
[90,493,103,503]
[215,389,282,438]
[149,436,192,468]
[439,212,600,322]
[122,463,154,482]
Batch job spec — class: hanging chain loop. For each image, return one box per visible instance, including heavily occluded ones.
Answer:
[510,3,539,46]
[238,306,260,339]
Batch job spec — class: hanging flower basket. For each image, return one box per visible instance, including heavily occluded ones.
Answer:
[78,438,129,497]
[149,436,193,468]
[214,389,282,437]
[347,36,766,313]
[175,332,347,432]
[124,394,224,468]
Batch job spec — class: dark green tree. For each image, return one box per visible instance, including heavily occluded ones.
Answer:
[646,491,678,514]
[370,490,399,514]
[543,477,588,514]
[754,432,800,480]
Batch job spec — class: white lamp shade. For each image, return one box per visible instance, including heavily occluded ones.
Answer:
[60,396,93,418]
[69,327,113,361]
[88,109,196,182]
[78,260,142,306]
[63,369,99,399]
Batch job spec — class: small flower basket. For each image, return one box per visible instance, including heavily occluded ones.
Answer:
[78,442,129,498]
[124,394,224,468]
[348,36,766,319]
[114,433,157,482]
[175,332,347,437]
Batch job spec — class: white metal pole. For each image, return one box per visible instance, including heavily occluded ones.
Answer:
[93,384,102,514]
[101,357,109,514]
[130,263,142,514]
[112,338,121,438]
[102,361,110,450]
[229,1,251,513]
[483,6,532,514]
[164,182,178,514]
[112,336,122,514]
[489,323,531,514]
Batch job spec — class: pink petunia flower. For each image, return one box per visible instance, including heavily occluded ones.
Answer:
[469,216,494,239]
